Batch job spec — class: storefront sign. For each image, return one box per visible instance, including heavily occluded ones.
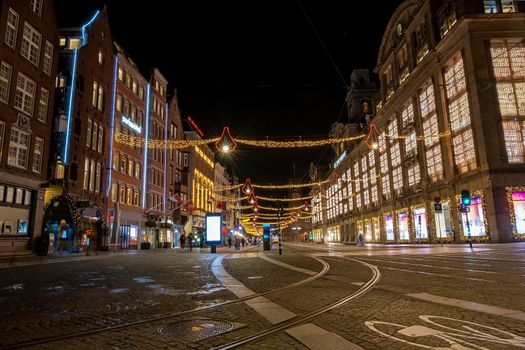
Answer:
[205,213,222,244]
[122,116,142,134]
[333,151,347,169]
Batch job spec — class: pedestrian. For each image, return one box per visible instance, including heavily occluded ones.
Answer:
[358,233,365,247]
[227,236,232,248]
[199,233,204,249]
[188,232,194,252]
[180,234,186,250]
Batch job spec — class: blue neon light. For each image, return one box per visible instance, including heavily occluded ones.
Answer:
[81,10,100,44]
[63,48,78,165]
[164,102,168,213]
[142,84,151,209]
[106,56,119,197]
[63,10,101,165]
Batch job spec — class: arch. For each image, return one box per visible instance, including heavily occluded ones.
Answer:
[376,0,423,68]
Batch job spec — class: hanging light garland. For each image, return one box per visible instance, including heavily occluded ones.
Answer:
[256,194,313,202]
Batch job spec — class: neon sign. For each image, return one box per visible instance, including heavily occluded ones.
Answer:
[187,116,204,137]
[333,151,347,168]
[122,116,142,133]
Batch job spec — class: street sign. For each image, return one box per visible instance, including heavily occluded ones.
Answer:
[434,203,442,212]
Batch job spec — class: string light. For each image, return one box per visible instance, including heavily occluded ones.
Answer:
[242,179,253,194]
[256,195,313,202]
[235,135,367,148]
[216,127,237,153]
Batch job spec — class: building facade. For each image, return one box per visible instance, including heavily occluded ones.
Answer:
[44,8,114,253]
[0,0,58,254]
[312,0,525,244]
[107,44,147,250]
[184,120,215,240]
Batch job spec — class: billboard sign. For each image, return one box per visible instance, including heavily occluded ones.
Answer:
[205,213,222,244]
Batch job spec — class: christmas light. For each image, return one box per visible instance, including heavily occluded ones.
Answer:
[242,178,253,194]
[256,195,313,202]
[216,127,237,153]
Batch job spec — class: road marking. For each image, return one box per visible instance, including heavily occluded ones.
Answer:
[358,257,496,274]
[227,252,259,259]
[378,266,495,282]
[286,323,364,350]
[258,252,317,275]
[211,255,296,324]
[406,293,525,321]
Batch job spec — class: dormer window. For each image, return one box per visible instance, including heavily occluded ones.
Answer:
[484,0,516,13]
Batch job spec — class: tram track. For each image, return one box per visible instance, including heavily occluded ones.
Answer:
[211,256,381,350]
[0,251,330,350]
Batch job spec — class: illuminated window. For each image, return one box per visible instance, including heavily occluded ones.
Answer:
[502,120,525,162]
[422,114,439,147]
[111,183,118,202]
[401,101,414,127]
[392,167,403,194]
[8,128,30,169]
[89,159,95,192]
[445,56,476,173]
[95,162,101,193]
[407,164,420,186]
[5,8,19,49]
[98,50,103,65]
[453,129,477,173]
[0,61,12,104]
[14,73,36,116]
[118,66,124,81]
[405,131,417,155]
[426,145,443,182]
[390,143,401,167]
[83,158,89,190]
[32,137,43,174]
[37,87,49,123]
[382,174,391,198]
[43,41,53,75]
[21,23,41,66]
[380,153,389,174]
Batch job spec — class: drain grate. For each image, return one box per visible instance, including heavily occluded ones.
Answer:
[157,318,246,343]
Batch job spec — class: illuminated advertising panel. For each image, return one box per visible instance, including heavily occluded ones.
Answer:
[206,213,222,244]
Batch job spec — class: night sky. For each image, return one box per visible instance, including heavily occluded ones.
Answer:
[54,0,405,186]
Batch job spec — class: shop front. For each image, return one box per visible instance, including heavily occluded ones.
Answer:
[385,213,395,241]
[397,210,410,241]
[432,200,453,242]
[0,184,35,254]
[458,192,488,240]
[326,225,340,242]
[312,228,323,242]
[413,206,428,240]
[507,187,525,239]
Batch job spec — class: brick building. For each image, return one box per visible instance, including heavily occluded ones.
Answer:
[44,8,114,253]
[0,0,58,254]
[312,0,525,244]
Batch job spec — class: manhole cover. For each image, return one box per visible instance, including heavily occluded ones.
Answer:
[157,318,246,343]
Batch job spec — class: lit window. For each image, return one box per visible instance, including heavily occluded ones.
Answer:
[401,101,414,127]
[407,164,420,186]
[392,167,403,194]
[0,61,12,104]
[8,128,30,169]
[405,131,417,155]
[68,38,80,49]
[42,41,53,75]
[32,137,44,173]
[97,126,103,153]
[453,129,477,173]
[116,94,122,112]
[14,73,36,116]
[92,122,98,150]
[98,50,103,65]
[0,121,5,160]
[95,162,101,193]
[426,145,443,182]
[20,23,41,66]
[502,120,525,162]
[89,159,95,192]
[5,9,19,49]
[118,66,124,81]
[111,183,118,202]
[422,114,440,147]
[86,118,92,148]
[382,174,391,198]
[448,93,471,131]
[390,143,401,167]
[30,0,43,16]
[37,87,49,123]
[83,158,90,190]
[59,37,66,47]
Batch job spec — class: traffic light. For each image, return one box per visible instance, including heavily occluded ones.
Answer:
[460,189,471,206]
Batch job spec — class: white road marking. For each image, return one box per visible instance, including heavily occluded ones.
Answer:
[211,255,296,324]
[406,293,525,321]
[286,323,364,350]
[258,252,317,275]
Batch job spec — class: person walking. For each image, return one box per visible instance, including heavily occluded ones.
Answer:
[188,232,194,252]
[199,233,205,249]
[180,234,186,250]
[227,236,232,248]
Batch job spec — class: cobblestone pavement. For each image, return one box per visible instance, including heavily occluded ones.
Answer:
[0,243,524,349]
